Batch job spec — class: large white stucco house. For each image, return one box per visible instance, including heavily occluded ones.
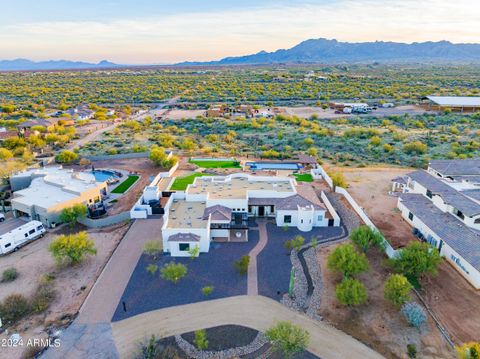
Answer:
[394,159,480,289]
[10,166,107,227]
[162,173,340,257]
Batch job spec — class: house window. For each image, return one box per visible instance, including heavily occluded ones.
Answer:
[408,212,414,221]
[284,215,292,223]
[426,190,433,199]
[179,243,190,251]
[475,218,480,224]
[29,229,35,235]
[4,243,11,248]
[453,208,465,220]
[318,215,323,221]
[301,219,304,224]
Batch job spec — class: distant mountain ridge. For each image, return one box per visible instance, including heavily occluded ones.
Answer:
[0,59,119,71]
[180,38,480,65]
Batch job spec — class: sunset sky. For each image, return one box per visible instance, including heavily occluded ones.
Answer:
[1,0,479,64]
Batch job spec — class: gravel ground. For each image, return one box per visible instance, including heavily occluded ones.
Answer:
[258,223,343,300]
[112,231,259,321]
[181,325,259,351]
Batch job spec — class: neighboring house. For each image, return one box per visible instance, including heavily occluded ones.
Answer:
[16,118,54,132]
[162,173,339,257]
[10,166,107,227]
[423,96,480,113]
[395,159,480,289]
[66,105,95,120]
[0,127,18,142]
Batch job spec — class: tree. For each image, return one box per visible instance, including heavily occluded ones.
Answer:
[401,302,426,328]
[59,203,87,227]
[284,235,305,252]
[55,150,78,164]
[456,342,480,359]
[384,274,413,307]
[390,241,441,279]
[349,225,385,252]
[335,278,368,306]
[0,148,13,160]
[403,141,427,155]
[329,171,347,188]
[143,240,162,259]
[49,231,97,265]
[202,286,214,297]
[149,146,178,169]
[265,321,310,358]
[327,243,369,277]
[234,255,250,275]
[194,329,209,350]
[160,262,187,284]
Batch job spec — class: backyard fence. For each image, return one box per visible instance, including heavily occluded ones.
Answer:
[84,152,149,161]
[78,211,130,228]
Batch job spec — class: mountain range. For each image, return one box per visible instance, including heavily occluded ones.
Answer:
[0,59,118,71]
[180,38,480,65]
[2,38,480,71]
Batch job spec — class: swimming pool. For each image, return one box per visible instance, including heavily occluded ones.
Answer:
[90,170,119,182]
[246,162,301,170]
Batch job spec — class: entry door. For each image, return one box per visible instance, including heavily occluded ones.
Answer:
[258,206,265,216]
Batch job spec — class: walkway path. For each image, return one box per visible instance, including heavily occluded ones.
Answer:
[247,219,268,295]
[111,295,385,359]
[77,217,163,323]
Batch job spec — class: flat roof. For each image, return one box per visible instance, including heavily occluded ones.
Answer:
[166,200,208,229]
[187,176,295,200]
[427,96,480,107]
[11,167,104,210]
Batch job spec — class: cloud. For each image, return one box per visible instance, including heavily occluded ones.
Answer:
[1,0,479,63]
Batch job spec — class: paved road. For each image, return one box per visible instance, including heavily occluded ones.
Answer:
[111,295,385,359]
[247,219,267,295]
[77,217,163,323]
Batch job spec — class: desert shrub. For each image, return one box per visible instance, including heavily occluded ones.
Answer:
[456,342,480,359]
[327,243,369,277]
[2,267,18,282]
[31,278,56,313]
[266,321,310,358]
[201,286,214,297]
[234,255,250,275]
[194,329,209,350]
[349,225,385,252]
[335,278,368,306]
[55,150,78,164]
[384,274,413,307]
[143,240,162,259]
[401,302,426,328]
[59,203,87,227]
[146,264,158,275]
[407,344,417,358]
[160,262,187,284]
[389,241,441,279]
[0,293,31,325]
[284,235,305,252]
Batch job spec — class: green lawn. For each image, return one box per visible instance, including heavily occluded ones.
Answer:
[170,173,212,191]
[189,160,241,168]
[111,175,139,194]
[293,173,314,182]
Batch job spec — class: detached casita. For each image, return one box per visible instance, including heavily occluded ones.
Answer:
[394,159,480,289]
[162,173,339,257]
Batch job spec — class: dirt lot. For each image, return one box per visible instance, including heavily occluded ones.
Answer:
[332,166,416,248]
[317,245,456,359]
[284,105,429,119]
[330,166,480,347]
[0,222,129,359]
[166,109,205,120]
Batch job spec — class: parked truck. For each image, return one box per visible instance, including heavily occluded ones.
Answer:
[0,220,46,255]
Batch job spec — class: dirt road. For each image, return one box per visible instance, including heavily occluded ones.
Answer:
[111,295,385,359]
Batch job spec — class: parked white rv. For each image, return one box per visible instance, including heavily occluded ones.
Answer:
[343,107,353,114]
[0,213,5,222]
[0,220,46,255]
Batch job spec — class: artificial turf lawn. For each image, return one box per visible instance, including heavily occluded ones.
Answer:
[170,173,212,191]
[189,160,241,168]
[293,173,314,182]
[111,175,139,193]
